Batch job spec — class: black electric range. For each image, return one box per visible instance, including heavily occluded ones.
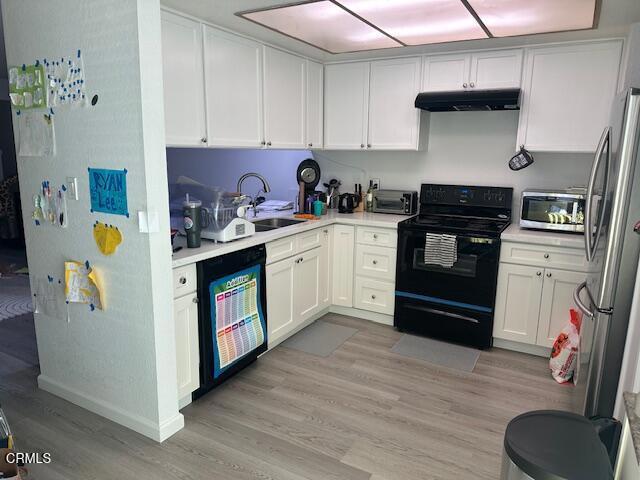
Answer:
[395,184,513,349]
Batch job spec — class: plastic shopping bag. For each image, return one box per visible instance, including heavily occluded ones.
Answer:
[549,309,582,384]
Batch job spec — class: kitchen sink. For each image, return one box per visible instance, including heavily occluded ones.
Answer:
[252,217,306,232]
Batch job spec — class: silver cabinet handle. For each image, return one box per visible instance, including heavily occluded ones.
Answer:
[367,144,371,148]
[574,282,595,317]
[267,141,272,146]
[373,234,378,239]
[470,82,475,88]
[372,260,378,265]
[360,144,365,148]
[371,294,377,300]
[323,229,328,234]
[179,276,187,285]
[536,271,542,276]
[201,137,207,143]
[192,297,199,304]
[261,140,266,145]
[544,253,550,259]
[546,272,552,278]
[308,143,313,147]
[463,83,468,88]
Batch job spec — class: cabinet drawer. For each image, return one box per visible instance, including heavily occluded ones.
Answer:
[173,264,197,297]
[267,235,296,264]
[500,242,589,271]
[355,244,396,281]
[296,228,323,253]
[356,226,398,248]
[354,276,395,315]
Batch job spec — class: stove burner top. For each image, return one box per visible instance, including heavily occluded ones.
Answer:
[407,214,510,236]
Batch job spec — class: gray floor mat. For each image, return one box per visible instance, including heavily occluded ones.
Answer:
[281,321,358,357]
[391,334,480,372]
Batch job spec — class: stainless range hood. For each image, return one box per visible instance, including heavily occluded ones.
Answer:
[415,88,521,112]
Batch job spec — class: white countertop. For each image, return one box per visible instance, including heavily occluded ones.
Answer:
[172,210,409,268]
[501,223,586,249]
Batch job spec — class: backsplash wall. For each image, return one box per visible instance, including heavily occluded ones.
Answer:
[315,110,593,216]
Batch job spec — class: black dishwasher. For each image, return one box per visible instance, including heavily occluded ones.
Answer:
[193,244,267,399]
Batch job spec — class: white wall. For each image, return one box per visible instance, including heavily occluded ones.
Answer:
[2,0,181,441]
[314,111,593,215]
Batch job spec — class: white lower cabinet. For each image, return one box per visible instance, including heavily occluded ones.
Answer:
[354,277,395,315]
[332,225,355,307]
[493,241,586,351]
[266,227,330,348]
[172,281,200,403]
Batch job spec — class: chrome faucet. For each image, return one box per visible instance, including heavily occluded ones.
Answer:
[237,173,271,217]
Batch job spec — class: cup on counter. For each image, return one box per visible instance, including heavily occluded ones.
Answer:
[313,200,324,217]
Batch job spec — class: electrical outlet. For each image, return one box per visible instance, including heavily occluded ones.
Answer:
[371,178,381,189]
[66,177,78,200]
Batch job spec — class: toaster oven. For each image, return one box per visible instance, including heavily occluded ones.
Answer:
[372,190,418,215]
[520,188,591,233]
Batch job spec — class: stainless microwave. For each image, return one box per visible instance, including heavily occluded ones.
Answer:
[372,190,418,215]
[520,188,591,233]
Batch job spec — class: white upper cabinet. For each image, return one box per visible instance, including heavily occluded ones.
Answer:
[368,57,422,150]
[160,12,206,147]
[422,54,471,92]
[470,50,523,90]
[517,41,622,152]
[203,26,264,147]
[263,46,306,149]
[324,62,370,150]
[306,60,324,149]
[422,49,522,92]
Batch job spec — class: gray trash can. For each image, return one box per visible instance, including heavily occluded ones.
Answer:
[501,410,613,480]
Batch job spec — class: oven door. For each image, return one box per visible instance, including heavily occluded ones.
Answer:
[396,227,501,311]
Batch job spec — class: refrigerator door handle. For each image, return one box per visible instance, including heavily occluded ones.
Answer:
[574,282,595,318]
[585,127,611,262]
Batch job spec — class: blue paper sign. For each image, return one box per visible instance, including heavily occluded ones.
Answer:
[88,168,129,217]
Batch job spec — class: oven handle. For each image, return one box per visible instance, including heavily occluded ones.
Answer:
[406,304,480,324]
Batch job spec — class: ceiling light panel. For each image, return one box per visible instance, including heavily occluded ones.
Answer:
[467,0,596,37]
[241,1,402,53]
[338,0,488,45]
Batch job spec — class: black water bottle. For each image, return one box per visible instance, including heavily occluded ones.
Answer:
[183,195,202,248]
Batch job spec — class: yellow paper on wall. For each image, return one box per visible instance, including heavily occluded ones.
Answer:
[93,221,122,255]
[65,261,103,310]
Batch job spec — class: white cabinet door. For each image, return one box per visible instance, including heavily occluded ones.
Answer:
[493,263,544,344]
[332,225,355,307]
[203,26,264,147]
[517,41,622,152]
[266,256,296,347]
[324,62,370,150]
[470,49,523,90]
[161,12,206,147]
[293,247,321,320]
[367,57,422,150]
[536,269,585,347]
[306,60,324,149]
[422,54,471,92]
[174,292,200,400]
[263,46,305,149]
[319,227,332,310]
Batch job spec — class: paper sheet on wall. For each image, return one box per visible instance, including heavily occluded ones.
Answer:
[18,111,55,157]
[65,261,103,310]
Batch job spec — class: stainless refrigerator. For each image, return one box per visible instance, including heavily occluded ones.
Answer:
[573,87,640,418]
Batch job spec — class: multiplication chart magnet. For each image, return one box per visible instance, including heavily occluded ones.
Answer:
[209,265,265,379]
[88,168,129,217]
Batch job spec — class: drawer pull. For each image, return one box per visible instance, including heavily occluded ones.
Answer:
[373,234,378,239]
[372,260,378,265]
[192,297,199,303]
[179,276,187,285]
[536,271,542,276]
[371,294,377,300]
[544,253,550,259]
[546,272,552,278]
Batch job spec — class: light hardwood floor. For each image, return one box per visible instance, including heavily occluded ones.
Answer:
[0,313,572,479]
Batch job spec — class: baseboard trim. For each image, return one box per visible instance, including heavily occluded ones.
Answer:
[329,305,393,326]
[492,338,551,358]
[38,374,184,442]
